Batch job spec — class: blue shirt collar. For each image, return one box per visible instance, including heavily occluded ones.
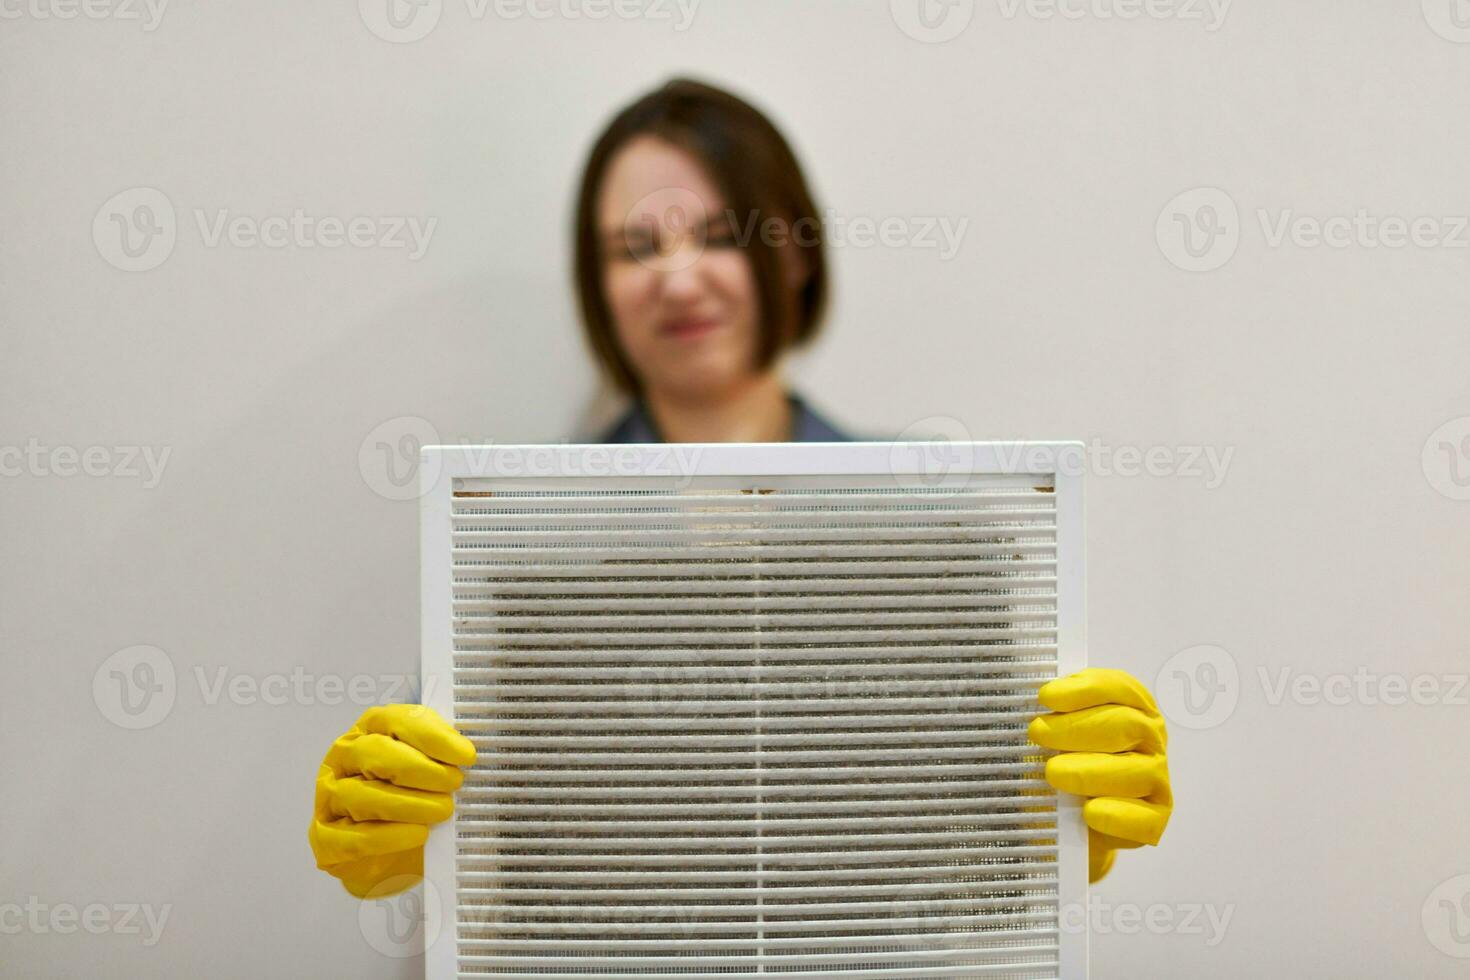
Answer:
[594,392,851,443]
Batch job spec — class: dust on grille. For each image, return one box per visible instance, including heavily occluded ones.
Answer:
[445,482,1063,979]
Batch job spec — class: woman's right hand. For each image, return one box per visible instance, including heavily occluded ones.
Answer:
[308,704,476,898]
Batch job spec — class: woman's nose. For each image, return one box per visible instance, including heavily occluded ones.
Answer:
[657,247,708,299]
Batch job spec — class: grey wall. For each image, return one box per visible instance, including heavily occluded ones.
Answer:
[3,1,1469,977]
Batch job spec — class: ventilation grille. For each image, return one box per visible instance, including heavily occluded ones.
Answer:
[443,477,1068,978]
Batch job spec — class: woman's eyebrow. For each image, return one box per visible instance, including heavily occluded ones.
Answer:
[603,227,645,248]
[609,210,724,237]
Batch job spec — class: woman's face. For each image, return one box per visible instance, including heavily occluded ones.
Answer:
[597,135,762,400]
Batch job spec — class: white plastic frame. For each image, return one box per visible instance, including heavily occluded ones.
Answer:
[420,441,1088,979]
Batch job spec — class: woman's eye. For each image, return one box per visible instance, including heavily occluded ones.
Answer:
[607,222,738,263]
[701,224,737,249]
[612,236,658,261]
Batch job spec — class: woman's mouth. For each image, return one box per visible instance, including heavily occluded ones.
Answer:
[661,316,723,340]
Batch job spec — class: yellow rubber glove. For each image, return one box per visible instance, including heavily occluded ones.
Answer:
[1027,668,1172,883]
[308,704,476,898]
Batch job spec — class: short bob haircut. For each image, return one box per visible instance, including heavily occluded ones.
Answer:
[573,78,829,395]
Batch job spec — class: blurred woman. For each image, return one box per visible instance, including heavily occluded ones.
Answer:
[575,79,850,444]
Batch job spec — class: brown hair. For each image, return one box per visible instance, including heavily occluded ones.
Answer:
[573,77,828,394]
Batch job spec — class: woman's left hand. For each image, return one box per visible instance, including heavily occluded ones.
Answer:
[1027,667,1173,883]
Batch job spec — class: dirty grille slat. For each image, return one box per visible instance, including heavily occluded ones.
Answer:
[428,461,1081,980]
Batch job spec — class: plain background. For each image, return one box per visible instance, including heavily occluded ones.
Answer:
[3,0,1470,976]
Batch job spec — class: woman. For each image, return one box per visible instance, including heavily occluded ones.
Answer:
[575,78,849,445]
[308,78,1173,900]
